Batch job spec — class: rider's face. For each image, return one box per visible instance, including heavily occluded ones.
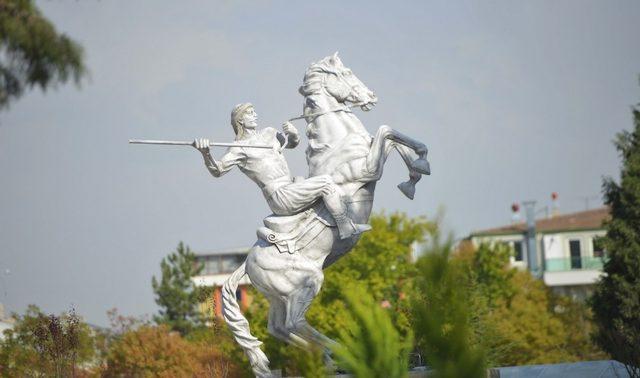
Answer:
[241,107,258,129]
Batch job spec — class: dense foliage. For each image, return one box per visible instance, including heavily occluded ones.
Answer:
[454,241,606,367]
[331,284,413,378]
[0,0,85,108]
[104,324,238,377]
[412,237,486,378]
[590,93,640,377]
[308,212,435,340]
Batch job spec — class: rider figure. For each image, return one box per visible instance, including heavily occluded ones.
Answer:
[194,103,371,239]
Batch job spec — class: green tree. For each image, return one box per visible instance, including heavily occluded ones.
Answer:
[0,0,86,109]
[455,241,604,367]
[590,91,640,377]
[308,212,435,340]
[151,242,206,336]
[482,271,571,366]
[0,305,96,377]
[473,243,516,307]
[550,294,607,362]
[332,284,413,378]
[412,237,486,378]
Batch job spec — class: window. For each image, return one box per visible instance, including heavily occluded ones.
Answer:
[221,254,245,273]
[569,240,582,269]
[592,237,605,258]
[194,254,248,275]
[199,256,221,275]
[513,241,523,262]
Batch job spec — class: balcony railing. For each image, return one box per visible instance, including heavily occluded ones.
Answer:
[545,256,606,272]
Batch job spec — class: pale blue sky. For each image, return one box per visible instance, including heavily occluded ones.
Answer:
[0,0,638,325]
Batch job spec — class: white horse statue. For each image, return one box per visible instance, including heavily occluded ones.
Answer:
[221,53,430,377]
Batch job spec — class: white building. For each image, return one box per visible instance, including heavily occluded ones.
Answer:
[468,207,609,299]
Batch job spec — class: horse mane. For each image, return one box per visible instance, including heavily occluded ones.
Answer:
[299,55,343,96]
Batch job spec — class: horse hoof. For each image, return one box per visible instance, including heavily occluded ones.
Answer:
[398,181,416,200]
[411,158,430,175]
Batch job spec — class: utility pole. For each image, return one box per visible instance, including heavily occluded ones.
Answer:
[523,200,540,277]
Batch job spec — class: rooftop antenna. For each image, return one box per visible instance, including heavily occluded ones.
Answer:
[577,194,600,211]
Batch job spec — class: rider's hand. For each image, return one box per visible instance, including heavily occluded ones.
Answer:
[193,138,211,154]
[282,122,298,136]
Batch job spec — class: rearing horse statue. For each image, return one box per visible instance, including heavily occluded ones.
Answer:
[221,53,430,377]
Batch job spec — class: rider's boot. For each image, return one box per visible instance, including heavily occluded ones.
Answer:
[323,188,371,239]
[335,214,372,239]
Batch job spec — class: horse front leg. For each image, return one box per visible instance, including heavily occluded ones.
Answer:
[383,127,430,175]
[366,125,430,175]
[362,126,429,198]
[363,125,397,179]
[395,144,424,199]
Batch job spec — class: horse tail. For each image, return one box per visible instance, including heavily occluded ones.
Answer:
[221,261,271,377]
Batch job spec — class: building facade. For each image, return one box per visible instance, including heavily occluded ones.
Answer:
[191,247,252,318]
[468,207,609,299]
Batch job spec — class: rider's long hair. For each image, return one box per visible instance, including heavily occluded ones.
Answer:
[231,103,253,140]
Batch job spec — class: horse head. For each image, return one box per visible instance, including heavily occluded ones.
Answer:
[300,52,378,112]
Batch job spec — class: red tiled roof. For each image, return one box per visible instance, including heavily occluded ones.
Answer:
[470,207,610,236]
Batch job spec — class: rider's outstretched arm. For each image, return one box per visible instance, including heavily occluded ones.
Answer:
[194,138,246,178]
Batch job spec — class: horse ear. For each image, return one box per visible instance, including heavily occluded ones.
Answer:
[330,51,339,64]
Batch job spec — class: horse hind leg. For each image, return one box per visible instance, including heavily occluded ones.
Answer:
[284,286,338,366]
[267,296,310,349]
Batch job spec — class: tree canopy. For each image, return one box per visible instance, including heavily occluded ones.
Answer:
[590,87,640,377]
[151,242,207,336]
[0,305,96,377]
[0,0,85,109]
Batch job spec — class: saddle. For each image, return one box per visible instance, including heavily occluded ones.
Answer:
[256,203,336,254]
